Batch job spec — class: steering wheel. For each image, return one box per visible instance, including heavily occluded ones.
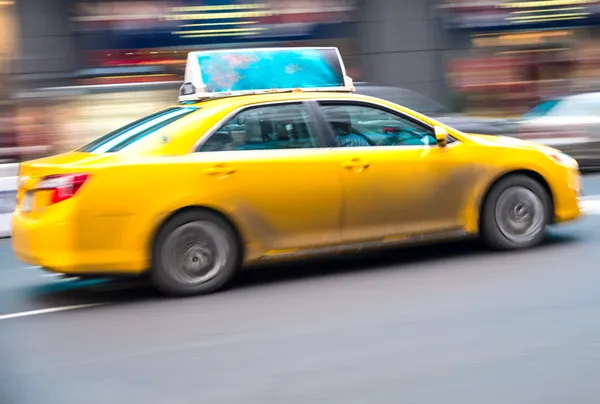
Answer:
[356,132,375,146]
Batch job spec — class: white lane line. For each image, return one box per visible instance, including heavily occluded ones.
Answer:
[0,303,107,321]
[40,273,63,278]
[579,195,600,215]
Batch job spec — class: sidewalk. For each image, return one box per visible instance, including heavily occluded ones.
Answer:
[0,163,18,238]
[0,163,18,177]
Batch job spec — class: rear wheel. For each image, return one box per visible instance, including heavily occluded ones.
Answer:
[481,175,551,250]
[151,211,241,296]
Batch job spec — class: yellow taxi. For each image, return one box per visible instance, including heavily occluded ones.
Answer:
[12,47,581,296]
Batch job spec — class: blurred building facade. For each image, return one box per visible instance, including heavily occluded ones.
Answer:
[10,0,450,97]
[9,1,600,104]
[5,0,600,158]
[440,0,600,115]
[357,0,450,104]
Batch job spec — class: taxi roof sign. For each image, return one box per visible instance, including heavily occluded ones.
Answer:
[179,47,354,102]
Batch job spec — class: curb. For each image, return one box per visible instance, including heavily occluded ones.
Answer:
[0,175,18,239]
[0,164,18,178]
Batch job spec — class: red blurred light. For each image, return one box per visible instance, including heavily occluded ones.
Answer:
[39,174,90,204]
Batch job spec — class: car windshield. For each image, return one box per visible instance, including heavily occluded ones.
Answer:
[523,99,560,118]
[355,86,449,115]
[524,97,600,118]
[548,98,600,117]
[78,106,198,153]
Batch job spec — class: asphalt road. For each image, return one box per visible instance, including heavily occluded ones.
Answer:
[3,176,600,404]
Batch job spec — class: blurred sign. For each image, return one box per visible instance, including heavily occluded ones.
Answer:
[179,47,349,101]
[72,0,357,50]
[472,30,574,47]
[440,0,600,30]
[450,57,522,88]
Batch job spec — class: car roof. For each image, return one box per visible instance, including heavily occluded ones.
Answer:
[176,91,392,110]
[562,92,600,101]
[355,84,421,94]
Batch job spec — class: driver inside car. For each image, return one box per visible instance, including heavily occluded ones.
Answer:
[326,110,371,147]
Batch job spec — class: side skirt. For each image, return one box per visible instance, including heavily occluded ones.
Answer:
[258,228,474,262]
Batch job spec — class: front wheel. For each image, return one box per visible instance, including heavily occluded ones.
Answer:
[481,175,551,250]
[151,211,241,296]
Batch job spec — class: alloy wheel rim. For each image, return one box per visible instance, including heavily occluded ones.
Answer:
[495,186,545,244]
[162,221,230,285]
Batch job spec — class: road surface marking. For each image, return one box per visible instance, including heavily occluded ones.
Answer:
[40,273,59,277]
[524,137,591,146]
[0,303,107,321]
[579,195,600,215]
[41,273,81,282]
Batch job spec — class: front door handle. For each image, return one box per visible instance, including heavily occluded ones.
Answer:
[341,159,370,171]
[204,165,237,176]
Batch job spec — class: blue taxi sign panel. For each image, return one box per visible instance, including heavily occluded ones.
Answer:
[179,47,354,102]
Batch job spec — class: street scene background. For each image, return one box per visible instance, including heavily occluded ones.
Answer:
[4,1,600,404]
[4,0,600,161]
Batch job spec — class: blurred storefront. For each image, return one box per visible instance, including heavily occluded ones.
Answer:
[0,0,20,161]
[8,0,359,157]
[16,0,600,157]
[440,0,600,116]
[70,0,358,85]
[0,0,16,107]
[0,0,18,77]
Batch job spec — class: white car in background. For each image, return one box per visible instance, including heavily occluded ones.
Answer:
[515,92,600,170]
[354,84,511,136]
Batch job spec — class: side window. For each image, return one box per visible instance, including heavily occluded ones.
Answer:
[198,103,318,152]
[552,99,600,117]
[320,103,436,147]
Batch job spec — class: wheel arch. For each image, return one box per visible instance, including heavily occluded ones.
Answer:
[149,205,246,267]
[478,169,555,231]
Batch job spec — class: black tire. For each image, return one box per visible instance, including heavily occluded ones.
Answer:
[151,210,241,296]
[481,174,552,250]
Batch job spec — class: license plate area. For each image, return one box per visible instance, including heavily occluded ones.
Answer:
[22,192,33,213]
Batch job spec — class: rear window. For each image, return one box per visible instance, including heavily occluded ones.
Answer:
[79,106,198,153]
[523,99,559,118]
[355,86,449,115]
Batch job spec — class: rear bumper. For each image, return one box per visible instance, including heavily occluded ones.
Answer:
[12,208,147,276]
[11,209,77,271]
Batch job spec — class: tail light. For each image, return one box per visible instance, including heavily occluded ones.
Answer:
[37,173,90,204]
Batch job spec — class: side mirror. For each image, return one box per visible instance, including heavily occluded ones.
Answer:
[434,126,448,147]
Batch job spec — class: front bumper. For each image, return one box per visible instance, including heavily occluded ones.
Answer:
[553,167,581,223]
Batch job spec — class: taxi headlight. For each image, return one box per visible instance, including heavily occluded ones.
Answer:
[547,152,578,168]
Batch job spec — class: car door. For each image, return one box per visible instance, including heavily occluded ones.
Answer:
[191,101,342,255]
[316,100,473,245]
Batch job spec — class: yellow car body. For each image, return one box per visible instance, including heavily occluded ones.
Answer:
[11,91,581,293]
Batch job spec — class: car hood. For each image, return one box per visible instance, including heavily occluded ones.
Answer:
[432,114,512,135]
[464,133,559,153]
[515,116,600,126]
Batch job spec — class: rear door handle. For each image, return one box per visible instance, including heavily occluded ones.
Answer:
[204,165,237,176]
[341,159,370,170]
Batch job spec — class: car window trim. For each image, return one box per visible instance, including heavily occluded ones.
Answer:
[191,100,331,153]
[79,106,186,153]
[106,111,196,152]
[305,100,338,147]
[313,98,458,148]
[355,87,449,115]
